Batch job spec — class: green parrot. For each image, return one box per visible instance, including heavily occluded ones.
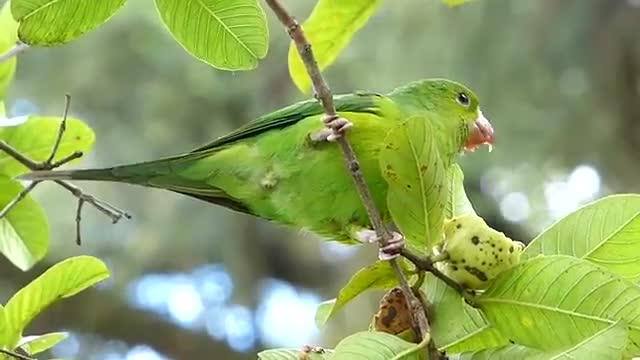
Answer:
[21,79,494,259]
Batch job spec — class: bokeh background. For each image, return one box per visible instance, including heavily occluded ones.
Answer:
[2,0,640,359]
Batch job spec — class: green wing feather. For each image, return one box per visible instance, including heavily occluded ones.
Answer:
[191,92,383,153]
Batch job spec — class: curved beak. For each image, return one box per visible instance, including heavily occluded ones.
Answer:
[464,109,495,152]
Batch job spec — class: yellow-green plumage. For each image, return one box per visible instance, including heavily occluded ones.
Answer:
[21,79,483,244]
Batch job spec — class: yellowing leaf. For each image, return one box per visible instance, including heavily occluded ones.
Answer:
[11,0,127,45]
[0,1,18,99]
[0,116,95,177]
[333,331,423,360]
[442,0,474,7]
[315,260,407,328]
[421,274,508,352]
[155,0,268,71]
[450,322,627,360]
[523,194,640,282]
[477,255,640,356]
[0,176,48,271]
[288,0,380,93]
[0,304,7,347]
[380,117,448,252]
[18,332,68,355]
[445,164,476,219]
[4,256,109,347]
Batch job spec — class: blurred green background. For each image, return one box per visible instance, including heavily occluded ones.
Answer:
[1,0,640,359]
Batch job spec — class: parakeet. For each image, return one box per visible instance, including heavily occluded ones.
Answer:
[20,79,494,259]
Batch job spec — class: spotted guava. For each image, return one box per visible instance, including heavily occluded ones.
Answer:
[436,214,525,289]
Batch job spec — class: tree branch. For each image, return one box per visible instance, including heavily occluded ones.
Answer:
[0,96,130,244]
[401,248,475,302]
[262,0,430,342]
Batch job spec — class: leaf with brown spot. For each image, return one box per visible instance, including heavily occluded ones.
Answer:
[371,287,414,339]
[380,117,448,252]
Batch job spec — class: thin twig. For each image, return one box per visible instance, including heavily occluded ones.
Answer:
[55,180,130,223]
[0,141,41,170]
[0,96,130,245]
[45,94,71,164]
[401,248,474,302]
[0,181,39,218]
[0,348,36,360]
[0,42,29,63]
[49,150,83,168]
[262,0,430,340]
[75,198,85,245]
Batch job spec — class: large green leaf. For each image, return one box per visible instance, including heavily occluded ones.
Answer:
[0,304,7,347]
[523,194,640,282]
[11,0,127,45]
[258,348,333,360]
[3,256,109,347]
[154,0,268,71]
[421,274,508,352]
[442,327,509,354]
[450,322,627,360]
[477,255,640,355]
[380,117,448,252]
[0,116,95,177]
[445,164,477,219]
[442,0,475,6]
[18,332,68,355]
[288,0,380,93]
[449,344,543,360]
[332,331,422,360]
[0,1,18,99]
[315,260,407,328]
[0,176,48,271]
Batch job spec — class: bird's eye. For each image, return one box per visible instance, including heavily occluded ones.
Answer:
[456,93,470,107]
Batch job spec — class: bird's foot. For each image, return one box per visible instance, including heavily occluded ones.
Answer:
[297,345,326,359]
[308,115,353,144]
[322,114,353,141]
[355,229,405,261]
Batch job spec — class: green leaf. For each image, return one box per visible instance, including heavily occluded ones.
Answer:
[380,117,448,252]
[18,332,68,355]
[315,260,405,328]
[443,326,509,354]
[449,344,544,360]
[0,176,48,271]
[0,1,18,99]
[332,331,421,360]
[0,116,95,177]
[523,194,640,282]
[288,0,380,93]
[544,321,627,360]
[11,0,127,45]
[442,0,474,7]
[154,0,268,71]
[3,255,109,347]
[0,304,7,347]
[258,348,333,360]
[450,322,627,360]
[476,255,640,355]
[445,164,477,219]
[421,274,508,352]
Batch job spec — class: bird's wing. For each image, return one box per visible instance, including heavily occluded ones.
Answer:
[190,92,385,153]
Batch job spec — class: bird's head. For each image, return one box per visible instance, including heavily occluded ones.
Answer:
[398,79,495,154]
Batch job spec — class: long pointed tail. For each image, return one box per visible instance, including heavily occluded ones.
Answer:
[19,168,122,182]
[17,152,208,185]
